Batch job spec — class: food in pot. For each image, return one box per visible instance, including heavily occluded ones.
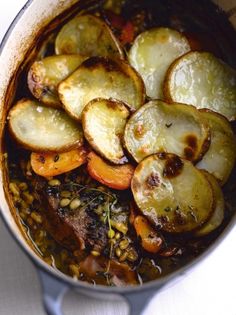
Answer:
[4,0,236,286]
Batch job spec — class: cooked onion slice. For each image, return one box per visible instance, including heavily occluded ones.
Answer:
[8,99,83,152]
[58,56,145,120]
[28,55,86,108]
[55,14,124,59]
[164,51,236,121]
[82,99,129,164]
[128,27,190,99]
[124,100,210,163]
[131,153,214,233]
[197,110,236,185]
[195,171,224,236]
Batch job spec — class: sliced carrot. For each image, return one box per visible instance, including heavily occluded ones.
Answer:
[120,21,135,45]
[31,147,88,177]
[133,215,163,254]
[87,151,134,190]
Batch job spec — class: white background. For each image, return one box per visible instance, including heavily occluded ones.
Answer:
[0,1,236,315]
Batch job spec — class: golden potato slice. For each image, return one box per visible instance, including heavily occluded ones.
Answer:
[55,14,124,59]
[131,153,214,233]
[28,55,86,108]
[124,100,210,163]
[197,110,236,185]
[195,171,224,236]
[128,27,190,99]
[82,98,129,164]
[8,99,83,152]
[164,51,236,121]
[58,56,145,120]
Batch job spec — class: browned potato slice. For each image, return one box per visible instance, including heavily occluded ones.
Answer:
[55,14,124,59]
[28,55,86,108]
[128,27,190,99]
[8,99,83,152]
[82,99,129,164]
[131,153,214,233]
[195,171,224,236]
[164,51,236,121]
[124,100,210,163]
[197,110,236,185]
[58,56,145,120]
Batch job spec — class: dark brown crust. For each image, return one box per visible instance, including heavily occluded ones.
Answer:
[82,98,130,165]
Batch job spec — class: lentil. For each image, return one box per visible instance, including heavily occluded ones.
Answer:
[70,198,81,210]
[60,198,71,207]
[48,179,61,186]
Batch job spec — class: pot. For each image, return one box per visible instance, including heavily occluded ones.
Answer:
[0,1,236,315]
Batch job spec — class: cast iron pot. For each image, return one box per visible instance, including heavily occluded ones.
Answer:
[0,1,236,315]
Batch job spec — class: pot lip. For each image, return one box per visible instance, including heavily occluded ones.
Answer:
[0,0,236,296]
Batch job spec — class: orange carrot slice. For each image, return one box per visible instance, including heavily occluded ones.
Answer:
[87,151,134,190]
[133,215,163,254]
[31,147,87,177]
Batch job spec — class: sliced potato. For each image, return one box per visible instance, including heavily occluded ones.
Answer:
[197,110,236,185]
[164,51,236,121]
[59,56,145,120]
[124,100,210,163]
[55,14,124,59]
[28,55,86,107]
[82,99,129,164]
[131,153,214,233]
[8,99,83,152]
[195,171,224,236]
[128,27,190,99]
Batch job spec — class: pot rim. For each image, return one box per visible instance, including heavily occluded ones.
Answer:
[0,0,236,296]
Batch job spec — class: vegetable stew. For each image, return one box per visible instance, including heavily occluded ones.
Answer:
[4,0,236,286]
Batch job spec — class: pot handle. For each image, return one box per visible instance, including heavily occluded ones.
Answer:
[38,269,69,315]
[124,287,161,315]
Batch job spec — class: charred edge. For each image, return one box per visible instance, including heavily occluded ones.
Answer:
[82,56,120,72]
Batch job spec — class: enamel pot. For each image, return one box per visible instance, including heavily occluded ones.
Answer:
[0,1,236,315]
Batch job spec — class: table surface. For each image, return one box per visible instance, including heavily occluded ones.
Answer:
[0,2,236,315]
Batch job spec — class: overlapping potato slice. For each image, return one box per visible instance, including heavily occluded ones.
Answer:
[28,55,86,107]
[124,100,210,163]
[82,98,130,164]
[58,56,145,120]
[195,171,224,236]
[128,27,190,99]
[8,99,83,152]
[131,153,214,233]
[197,110,236,185]
[164,51,236,121]
[55,14,124,59]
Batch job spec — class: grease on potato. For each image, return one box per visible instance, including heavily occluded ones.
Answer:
[195,171,224,236]
[128,27,190,99]
[28,54,86,107]
[164,51,236,121]
[82,99,129,164]
[131,153,214,233]
[197,110,236,185]
[8,99,83,152]
[124,100,210,163]
[55,14,124,59]
[58,56,145,120]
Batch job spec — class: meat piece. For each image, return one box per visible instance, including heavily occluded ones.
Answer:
[80,255,138,286]
[33,177,108,252]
